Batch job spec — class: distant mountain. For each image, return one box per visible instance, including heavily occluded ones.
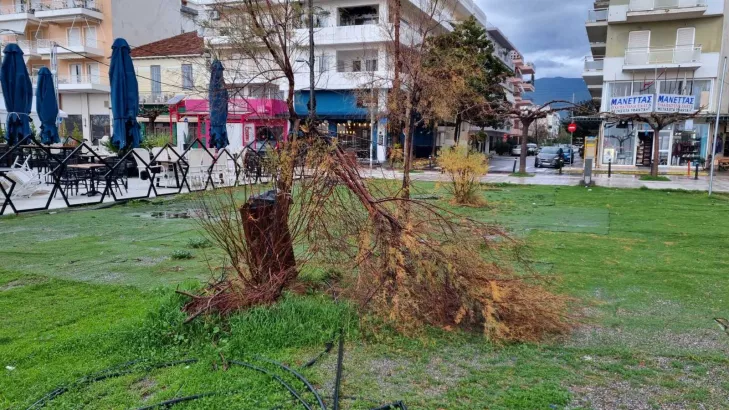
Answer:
[523,77,591,107]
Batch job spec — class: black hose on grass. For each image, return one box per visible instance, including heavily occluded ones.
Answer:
[26,359,198,409]
[134,392,217,410]
[300,341,334,369]
[229,360,313,410]
[370,401,408,410]
[255,356,327,410]
[332,329,345,410]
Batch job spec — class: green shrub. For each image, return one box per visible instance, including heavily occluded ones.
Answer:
[141,133,171,149]
[187,238,212,249]
[171,250,193,260]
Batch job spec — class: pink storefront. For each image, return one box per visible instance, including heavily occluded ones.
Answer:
[168,97,290,150]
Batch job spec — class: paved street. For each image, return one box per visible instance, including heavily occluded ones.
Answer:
[359,167,729,193]
[489,154,584,174]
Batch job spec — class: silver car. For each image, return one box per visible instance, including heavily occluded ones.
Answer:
[534,146,564,168]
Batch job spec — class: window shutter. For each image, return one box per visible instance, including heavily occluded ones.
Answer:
[628,30,650,49]
[676,27,695,46]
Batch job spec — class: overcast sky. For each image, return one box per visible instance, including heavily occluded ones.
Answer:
[476,0,591,79]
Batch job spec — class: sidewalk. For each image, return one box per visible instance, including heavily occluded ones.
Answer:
[358,168,729,193]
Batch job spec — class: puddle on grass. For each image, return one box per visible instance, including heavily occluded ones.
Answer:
[133,209,202,219]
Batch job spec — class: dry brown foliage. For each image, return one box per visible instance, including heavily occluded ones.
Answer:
[187,136,572,342]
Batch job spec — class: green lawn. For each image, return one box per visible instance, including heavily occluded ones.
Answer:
[2,185,729,409]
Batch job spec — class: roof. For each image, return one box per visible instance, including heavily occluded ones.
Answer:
[130,31,204,58]
[486,24,517,52]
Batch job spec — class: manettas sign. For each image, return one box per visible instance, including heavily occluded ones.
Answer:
[610,94,696,115]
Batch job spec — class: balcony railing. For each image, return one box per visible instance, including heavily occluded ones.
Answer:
[629,0,706,12]
[34,0,102,13]
[139,93,175,104]
[584,56,604,71]
[625,45,702,66]
[587,8,608,22]
[0,4,31,14]
[38,38,104,53]
[57,74,107,85]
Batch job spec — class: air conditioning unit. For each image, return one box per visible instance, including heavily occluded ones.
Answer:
[209,10,220,20]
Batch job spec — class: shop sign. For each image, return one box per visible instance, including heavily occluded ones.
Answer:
[609,95,654,114]
[655,94,696,114]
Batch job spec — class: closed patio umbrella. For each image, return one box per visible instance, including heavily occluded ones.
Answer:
[35,67,59,144]
[109,38,140,150]
[1,44,32,146]
[208,60,229,149]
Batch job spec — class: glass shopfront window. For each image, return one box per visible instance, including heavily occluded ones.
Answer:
[602,123,636,165]
[602,121,709,167]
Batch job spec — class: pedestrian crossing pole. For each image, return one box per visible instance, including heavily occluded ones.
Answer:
[709,56,727,196]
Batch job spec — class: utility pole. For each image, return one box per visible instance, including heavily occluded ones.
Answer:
[307,0,315,123]
[51,41,59,132]
[709,56,727,196]
[370,87,375,171]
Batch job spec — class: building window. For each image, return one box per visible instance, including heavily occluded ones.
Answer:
[87,63,100,84]
[338,5,378,26]
[182,64,193,90]
[365,58,377,72]
[150,65,162,97]
[351,60,362,72]
[67,27,82,47]
[85,26,97,47]
[90,115,110,143]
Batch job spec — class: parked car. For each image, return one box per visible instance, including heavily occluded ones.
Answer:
[562,147,574,164]
[535,146,564,168]
[511,145,522,156]
[527,143,538,156]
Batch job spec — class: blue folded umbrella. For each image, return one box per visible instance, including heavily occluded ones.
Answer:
[1,44,33,146]
[208,60,229,149]
[109,38,141,150]
[35,67,60,144]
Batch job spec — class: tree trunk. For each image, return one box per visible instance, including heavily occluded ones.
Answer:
[519,119,532,174]
[651,125,661,177]
[431,122,438,159]
[401,103,416,200]
[240,193,297,298]
[454,114,462,146]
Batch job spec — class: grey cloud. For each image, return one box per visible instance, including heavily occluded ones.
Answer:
[476,0,590,78]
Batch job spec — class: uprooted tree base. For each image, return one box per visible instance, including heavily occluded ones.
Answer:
[183,137,573,342]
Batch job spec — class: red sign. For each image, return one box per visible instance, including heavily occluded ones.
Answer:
[503,134,508,142]
[567,123,578,133]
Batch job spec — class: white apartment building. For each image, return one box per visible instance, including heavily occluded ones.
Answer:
[197,0,498,161]
[0,0,198,142]
[583,0,729,169]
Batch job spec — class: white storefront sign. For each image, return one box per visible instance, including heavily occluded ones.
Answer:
[609,95,654,114]
[655,94,696,114]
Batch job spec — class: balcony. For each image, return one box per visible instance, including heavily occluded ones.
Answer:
[0,4,39,33]
[624,45,702,70]
[37,38,105,59]
[627,0,708,22]
[34,0,104,22]
[16,39,39,58]
[591,41,606,56]
[139,93,176,105]
[586,9,608,44]
[516,98,534,107]
[583,56,604,86]
[31,73,109,93]
[521,62,535,75]
[521,82,535,92]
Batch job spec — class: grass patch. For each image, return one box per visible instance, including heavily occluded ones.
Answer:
[509,172,535,177]
[3,185,729,408]
[640,175,671,181]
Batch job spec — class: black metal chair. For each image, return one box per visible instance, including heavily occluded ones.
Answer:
[103,158,128,195]
[54,158,88,197]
